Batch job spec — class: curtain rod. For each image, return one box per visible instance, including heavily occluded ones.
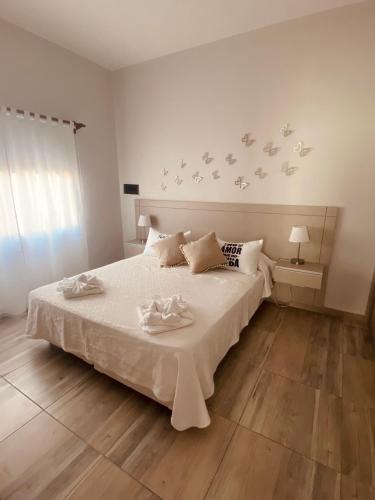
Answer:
[4,106,86,134]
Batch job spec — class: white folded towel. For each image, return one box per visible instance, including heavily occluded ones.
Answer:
[57,274,104,299]
[137,295,193,334]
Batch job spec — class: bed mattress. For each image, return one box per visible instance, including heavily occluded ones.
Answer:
[26,255,270,430]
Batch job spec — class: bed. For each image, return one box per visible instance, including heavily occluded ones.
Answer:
[25,254,272,430]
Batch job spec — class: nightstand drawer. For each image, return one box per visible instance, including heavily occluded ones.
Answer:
[273,267,322,289]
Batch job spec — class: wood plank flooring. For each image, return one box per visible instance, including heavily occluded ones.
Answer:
[0,303,374,500]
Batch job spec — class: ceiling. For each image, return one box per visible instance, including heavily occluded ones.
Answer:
[0,0,363,70]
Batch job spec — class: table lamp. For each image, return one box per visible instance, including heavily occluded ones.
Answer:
[138,214,151,243]
[289,225,309,265]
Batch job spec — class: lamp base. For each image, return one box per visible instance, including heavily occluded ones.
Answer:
[290,258,305,265]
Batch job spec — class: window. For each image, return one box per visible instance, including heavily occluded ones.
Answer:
[0,107,88,315]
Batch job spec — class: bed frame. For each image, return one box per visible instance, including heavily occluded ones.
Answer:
[134,198,338,310]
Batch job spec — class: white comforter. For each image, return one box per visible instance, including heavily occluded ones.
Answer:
[25,255,272,430]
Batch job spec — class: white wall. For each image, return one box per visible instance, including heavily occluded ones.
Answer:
[0,19,123,269]
[112,1,375,315]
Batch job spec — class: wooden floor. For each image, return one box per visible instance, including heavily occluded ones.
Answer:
[1,303,375,500]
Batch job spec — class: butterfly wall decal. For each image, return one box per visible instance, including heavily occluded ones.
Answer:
[241,133,255,147]
[192,171,204,183]
[175,175,183,185]
[160,183,167,190]
[254,168,267,179]
[179,160,187,169]
[294,141,312,157]
[161,168,168,176]
[202,152,214,164]
[280,123,293,137]
[281,162,298,176]
[212,170,220,180]
[225,153,237,165]
[263,141,280,156]
[234,176,250,190]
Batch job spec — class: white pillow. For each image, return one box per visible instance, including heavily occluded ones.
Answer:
[144,228,192,256]
[217,237,263,275]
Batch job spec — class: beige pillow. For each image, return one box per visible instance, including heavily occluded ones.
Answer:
[180,232,228,273]
[152,232,187,267]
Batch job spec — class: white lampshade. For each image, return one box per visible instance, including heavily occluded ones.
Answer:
[138,214,151,228]
[289,225,310,243]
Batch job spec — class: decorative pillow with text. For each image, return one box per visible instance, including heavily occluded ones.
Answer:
[217,237,263,275]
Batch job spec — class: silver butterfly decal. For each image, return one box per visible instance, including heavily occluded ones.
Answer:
[212,170,220,180]
[202,152,214,164]
[225,153,237,165]
[160,183,167,190]
[281,162,298,176]
[234,176,250,190]
[263,141,280,156]
[175,175,183,185]
[294,141,312,157]
[161,168,168,176]
[241,133,255,147]
[179,159,187,169]
[254,168,267,179]
[280,123,293,137]
[192,171,204,183]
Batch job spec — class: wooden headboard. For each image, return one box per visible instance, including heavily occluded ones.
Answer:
[134,198,338,309]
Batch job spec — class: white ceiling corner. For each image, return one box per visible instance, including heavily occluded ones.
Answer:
[0,0,364,70]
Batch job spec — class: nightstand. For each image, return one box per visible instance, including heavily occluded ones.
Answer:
[273,259,324,290]
[124,239,145,258]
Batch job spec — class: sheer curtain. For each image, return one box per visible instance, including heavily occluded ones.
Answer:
[0,107,88,316]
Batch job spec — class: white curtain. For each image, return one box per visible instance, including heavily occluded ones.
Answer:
[0,107,88,316]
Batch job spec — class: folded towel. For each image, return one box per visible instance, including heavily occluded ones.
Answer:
[137,295,193,334]
[57,274,104,299]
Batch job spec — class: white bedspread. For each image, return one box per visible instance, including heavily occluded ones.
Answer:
[25,255,271,430]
